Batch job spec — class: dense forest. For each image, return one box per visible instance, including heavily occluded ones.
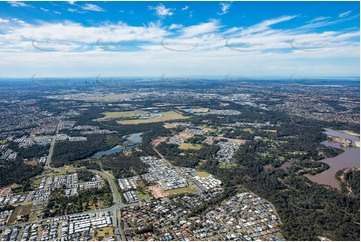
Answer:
[8,144,50,160]
[52,134,120,167]
[0,158,43,188]
[100,153,149,179]
[44,184,113,217]
[336,168,360,196]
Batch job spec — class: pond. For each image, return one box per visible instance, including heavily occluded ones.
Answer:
[92,132,143,159]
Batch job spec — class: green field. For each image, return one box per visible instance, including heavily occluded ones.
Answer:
[136,190,152,201]
[30,176,42,189]
[243,128,254,133]
[166,182,199,195]
[117,111,189,125]
[194,171,211,178]
[94,110,145,121]
[179,143,203,150]
[218,162,238,169]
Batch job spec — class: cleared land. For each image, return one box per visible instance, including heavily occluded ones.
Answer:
[340,130,360,137]
[151,136,168,147]
[78,94,129,101]
[165,182,199,196]
[194,171,211,178]
[95,227,114,238]
[94,110,145,121]
[179,143,202,150]
[9,203,33,224]
[0,185,12,196]
[191,107,209,113]
[175,132,195,140]
[117,111,189,125]
[148,185,167,198]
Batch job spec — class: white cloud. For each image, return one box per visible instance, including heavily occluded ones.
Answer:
[0,15,358,77]
[299,14,359,30]
[0,18,10,23]
[40,8,49,12]
[68,1,76,4]
[169,24,183,30]
[339,11,352,18]
[308,16,330,23]
[181,20,220,37]
[217,2,231,16]
[67,8,81,13]
[148,3,175,17]
[182,6,189,11]
[54,11,61,15]
[7,1,31,8]
[80,3,105,12]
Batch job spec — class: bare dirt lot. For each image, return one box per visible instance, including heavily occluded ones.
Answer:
[147,185,167,198]
[151,136,168,147]
[0,185,13,196]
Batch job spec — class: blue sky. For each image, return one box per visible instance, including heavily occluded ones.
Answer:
[0,1,359,77]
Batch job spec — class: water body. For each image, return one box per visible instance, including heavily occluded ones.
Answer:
[280,161,292,170]
[304,129,360,190]
[92,132,143,159]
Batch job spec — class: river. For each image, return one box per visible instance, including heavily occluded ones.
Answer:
[304,129,360,190]
[92,133,143,159]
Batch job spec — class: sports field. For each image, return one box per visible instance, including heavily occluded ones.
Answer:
[194,171,211,178]
[179,143,202,150]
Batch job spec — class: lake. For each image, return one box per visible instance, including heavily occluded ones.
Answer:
[304,129,360,190]
[92,132,143,159]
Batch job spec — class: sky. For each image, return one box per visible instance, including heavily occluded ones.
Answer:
[0,1,359,78]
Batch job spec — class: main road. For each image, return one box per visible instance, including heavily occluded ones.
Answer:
[90,169,126,241]
[45,119,62,167]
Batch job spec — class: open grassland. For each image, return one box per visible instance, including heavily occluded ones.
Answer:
[166,182,199,196]
[78,94,129,101]
[194,171,211,178]
[95,227,114,238]
[94,110,145,121]
[179,143,203,150]
[117,111,189,125]
[218,162,238,169]
[9,203,33,224]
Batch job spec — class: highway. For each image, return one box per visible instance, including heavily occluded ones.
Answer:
[90,169,126,241]
[45,119,62,167]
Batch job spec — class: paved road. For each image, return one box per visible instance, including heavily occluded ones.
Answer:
[153,147,202,192]
[45,119,62,167]
[41,166,129,240]
[1,167,139,240]
[90,169,126,241]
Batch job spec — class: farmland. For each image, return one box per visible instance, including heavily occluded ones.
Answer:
[117,111,189,125]
[94,110,145,121]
